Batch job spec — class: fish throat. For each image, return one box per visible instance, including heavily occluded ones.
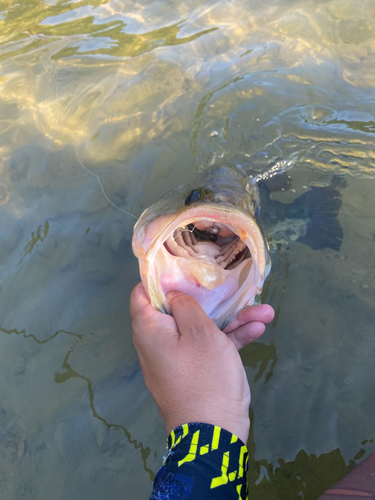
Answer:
[153,209,258,296]
[165,222,251,272]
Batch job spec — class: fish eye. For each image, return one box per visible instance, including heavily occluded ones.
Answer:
[185,189,202,205]
[250,200,259,217]
[185,188,214,205]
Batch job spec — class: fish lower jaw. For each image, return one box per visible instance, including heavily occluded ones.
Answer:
[156,251,259,328]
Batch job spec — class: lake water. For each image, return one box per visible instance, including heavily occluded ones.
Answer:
[0,0,375,498]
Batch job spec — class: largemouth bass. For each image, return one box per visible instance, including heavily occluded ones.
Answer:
[132,163,271,329]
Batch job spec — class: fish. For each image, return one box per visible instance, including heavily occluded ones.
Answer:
[132,164,344,329]
[132,163,271,329]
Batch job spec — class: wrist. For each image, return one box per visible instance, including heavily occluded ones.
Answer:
[162,402,250,444]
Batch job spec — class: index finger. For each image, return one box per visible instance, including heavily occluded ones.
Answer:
[129,282,164,339]
[129,282,152,321]
[130,282,178,344]
[223,304,274,333]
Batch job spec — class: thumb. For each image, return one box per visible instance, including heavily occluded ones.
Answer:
[166,291,218,342]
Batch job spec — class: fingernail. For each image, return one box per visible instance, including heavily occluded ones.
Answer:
[166,291,185,303]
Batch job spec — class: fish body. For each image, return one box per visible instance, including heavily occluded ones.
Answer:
[258,180,344,252]
[132,164,271,329]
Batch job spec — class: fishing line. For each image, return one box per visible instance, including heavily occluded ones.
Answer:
[173,225,201,247]
[47,51,137,220]
[74,144,138,220]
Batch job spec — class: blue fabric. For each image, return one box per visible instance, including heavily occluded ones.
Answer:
[150,423,248,500]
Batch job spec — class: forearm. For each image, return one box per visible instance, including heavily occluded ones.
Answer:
[150,423,248,500]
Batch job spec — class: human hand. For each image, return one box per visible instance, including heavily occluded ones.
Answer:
[130,283,274,444]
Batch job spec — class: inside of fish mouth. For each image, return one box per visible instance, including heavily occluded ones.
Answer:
[163,221,251,271]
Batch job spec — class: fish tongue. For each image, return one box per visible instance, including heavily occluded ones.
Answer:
[184,258,227,289]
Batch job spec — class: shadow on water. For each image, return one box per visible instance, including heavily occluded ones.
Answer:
[261,242,290,330]
[0,326,80,345]
[239,236,375,497]
[17,221,50,267]
[3,326,373,496]
[241,342,278,384]
[0,326,156,481]
[247,408,374,499]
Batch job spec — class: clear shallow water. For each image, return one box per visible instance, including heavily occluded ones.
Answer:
[0,0,375,498]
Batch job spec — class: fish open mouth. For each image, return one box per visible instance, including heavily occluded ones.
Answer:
[132,164,271,329]
[153,214,259,294]
[164,222,251,271]
[134,202,270,328]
